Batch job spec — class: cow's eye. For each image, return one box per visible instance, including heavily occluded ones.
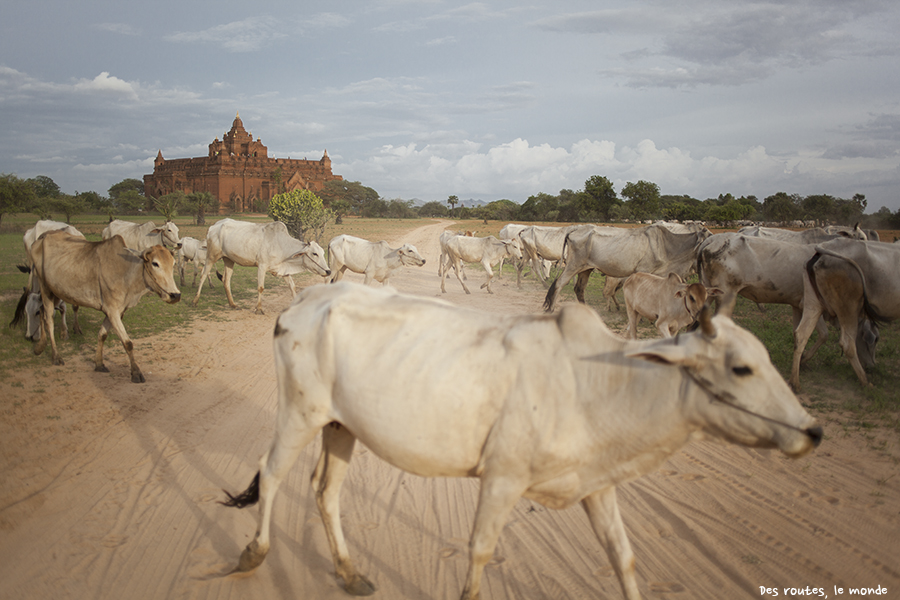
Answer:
[732,366,753,377]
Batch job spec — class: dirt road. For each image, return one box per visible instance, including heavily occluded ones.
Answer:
[1,220,898,600]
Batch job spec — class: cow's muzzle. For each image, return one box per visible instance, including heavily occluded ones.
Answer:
[806,425,824,448]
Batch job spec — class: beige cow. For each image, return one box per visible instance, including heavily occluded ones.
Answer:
[624,272,722,339]
[28,231,181,383]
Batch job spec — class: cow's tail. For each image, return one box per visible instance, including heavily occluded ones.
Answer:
[216,270,224,282]
[17,264,30,274]
[10,287,29,329]
[543,278,559,312]
[220,471,260,508]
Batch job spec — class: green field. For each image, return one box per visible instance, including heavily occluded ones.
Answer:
[2,213,897,433]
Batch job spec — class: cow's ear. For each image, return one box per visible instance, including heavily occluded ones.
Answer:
[706,287,724,297]
[150,228,164,234]
[674,289,686,298]
[625,340,699,368]
[142,248,154,262]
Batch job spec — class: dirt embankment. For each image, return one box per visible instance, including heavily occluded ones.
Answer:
[1,220,898,600]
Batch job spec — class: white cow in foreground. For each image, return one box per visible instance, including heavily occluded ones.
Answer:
[440,235,522,294]
[102,219,182,251]
[624,272,722,339]
[223,282,822,600]
[327,234,425,285]
[176,236,214,288]
[192,219,330,314]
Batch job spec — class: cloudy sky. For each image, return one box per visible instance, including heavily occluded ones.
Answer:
[2,0,899,211]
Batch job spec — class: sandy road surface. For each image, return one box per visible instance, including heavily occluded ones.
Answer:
[1,219,898,600]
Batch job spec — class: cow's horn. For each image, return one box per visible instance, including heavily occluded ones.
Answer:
[699,305,716,339]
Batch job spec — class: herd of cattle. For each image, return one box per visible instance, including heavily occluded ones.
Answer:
[11,217,897,389]
[7,215,894,598]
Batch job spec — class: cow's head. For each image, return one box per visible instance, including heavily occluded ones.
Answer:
[153,221,182,249]
[626,307,821,458]
[502,239,523,260]
[675,281,723,320]
[398,244,426,267]
[142,245,181,303]
[10,286,43,341]
[290,241,331,278]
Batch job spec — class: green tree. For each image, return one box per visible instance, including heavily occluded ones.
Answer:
[52,193,87,223]
[109,178,145,200]
[447,195,459,217]
[0,173,36,226]
[519,192,558,221]
[801,194,836,225]
[117,189,147,214]
[153,191,184,221]
[386,199,417,219]
[706,199,754,224]
[331,199,352,224]
[318,180,380,215]
[621,180,660,221]
[27,175,61,199]
[762,192,801,223]
[659,194,705,221]
[479,199,519,222]
[76,190,108,211]
[268,189,334,243]
[184,191,216,225]
[418,201,449,218]
[583,175,620,221]
[361,198,388,218]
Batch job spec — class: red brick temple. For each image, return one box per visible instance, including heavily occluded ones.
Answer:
[143,112,342,213]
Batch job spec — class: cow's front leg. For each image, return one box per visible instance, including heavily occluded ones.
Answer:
[106,312,144,383]
[581,488,641,600]
[313,423,374,595]
[479,261,495,294]
[460,476,524,600]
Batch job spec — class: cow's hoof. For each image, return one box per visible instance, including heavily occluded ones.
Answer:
[95,364,110,373]
[235,540,267,572]
[52,357,65,366]
[344,574,376,596]
[131,372,146,384]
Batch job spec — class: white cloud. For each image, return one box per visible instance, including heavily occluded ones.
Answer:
[94,22,140,36]
[73,72,139,100]
[339,136,900,205]
[165,16,286,52]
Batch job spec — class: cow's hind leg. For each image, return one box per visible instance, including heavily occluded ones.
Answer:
[312,423,375,596]
[460,476,525,600]
[71,304,82,335]
[582,488,641,600]
[573,270,592,304]
[222,258,238,309]
[228,409,327,573]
